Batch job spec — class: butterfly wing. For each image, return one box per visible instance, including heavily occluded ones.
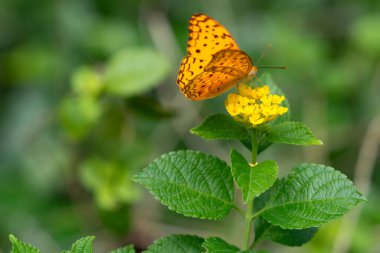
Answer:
[177,14,252,100]
[187,14,240,60]
[183,50,252,100]
[205,49,252,74]
[177,56,208,93]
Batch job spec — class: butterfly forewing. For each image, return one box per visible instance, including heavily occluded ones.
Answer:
[187,14,240,59]
[177,56,208,92]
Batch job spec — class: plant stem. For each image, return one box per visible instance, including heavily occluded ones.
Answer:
[243,200,254,249]
[251,129,258,164]
[243,129,259,250]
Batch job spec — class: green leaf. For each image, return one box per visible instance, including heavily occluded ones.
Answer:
[144,234,204,253]
[68,236,95,253]
[133,150,234,220]
[202,237,240,252]
[230,150,278,203]
[190,114,249,140]
[71,66,104,97]
[254,216,317,246]
[109,245,135,253]
[261,164,366,229]
[59,96,101,140]
[79,157,139,210]
[9,235,40,253]
[267,121,322,146]
[351,14,380,55]
[104,48,170,96]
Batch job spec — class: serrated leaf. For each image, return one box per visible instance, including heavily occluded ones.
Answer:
[202,237,240,253]
[69,236,95,253]
[254,216,317,246]
[133,150,234,220]
[144,234,204,253]
[230,150,278,203]
[261,164,366,229]
[9,235,40,253]
[190,114,249,140]
[267,121,322,146]
[109,245,135,253]
[104,48,170,96]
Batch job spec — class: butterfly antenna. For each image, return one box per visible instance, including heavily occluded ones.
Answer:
[255,43,287,69]
[255,43,272,66]
[257,66,288,69]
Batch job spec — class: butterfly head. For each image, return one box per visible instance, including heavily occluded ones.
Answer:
[249,66,258,77]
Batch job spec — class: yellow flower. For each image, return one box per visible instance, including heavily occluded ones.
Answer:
[225,84,288,127]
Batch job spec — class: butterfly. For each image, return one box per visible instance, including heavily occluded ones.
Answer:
[177,14,257,100]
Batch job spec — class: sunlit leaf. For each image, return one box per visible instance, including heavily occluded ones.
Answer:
[262,164,366,229]
[64,236,95,253]
[134,150,234,220]
[9,235,40,253]
[230,150,278,203]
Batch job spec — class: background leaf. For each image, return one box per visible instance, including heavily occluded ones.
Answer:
[230,150,278,202]
[267,121,322,146]
[262,164,366,229]
[9,235,40,253]
[144,234,204,253]
[190,114,249,140]
[133,150,234,220]
[104,48,170,96]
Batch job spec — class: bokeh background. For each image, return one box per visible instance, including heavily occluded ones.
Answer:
[1,0,379,252]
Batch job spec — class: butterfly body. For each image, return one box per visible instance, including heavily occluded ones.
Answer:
[177,14,257,100]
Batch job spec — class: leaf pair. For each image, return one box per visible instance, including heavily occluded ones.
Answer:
[190,114,322,151]
[134,150,365,228]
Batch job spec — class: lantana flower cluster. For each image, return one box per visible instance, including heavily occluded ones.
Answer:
[225,84,288,127]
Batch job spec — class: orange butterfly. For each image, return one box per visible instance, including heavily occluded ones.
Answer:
[177,14,257,100]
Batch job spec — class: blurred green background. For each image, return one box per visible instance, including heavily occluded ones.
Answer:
[1,0,379,252]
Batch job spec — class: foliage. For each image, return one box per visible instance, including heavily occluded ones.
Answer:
[133,74,366,251]
[1,0,378,252]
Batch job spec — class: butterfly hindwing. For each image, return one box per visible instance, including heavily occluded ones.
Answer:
[206,49,252,74]
[184,68,244,100]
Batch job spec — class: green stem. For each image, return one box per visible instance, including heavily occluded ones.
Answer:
[243,129,259,250]
[251,129,258,164]
[243,201,254,249]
